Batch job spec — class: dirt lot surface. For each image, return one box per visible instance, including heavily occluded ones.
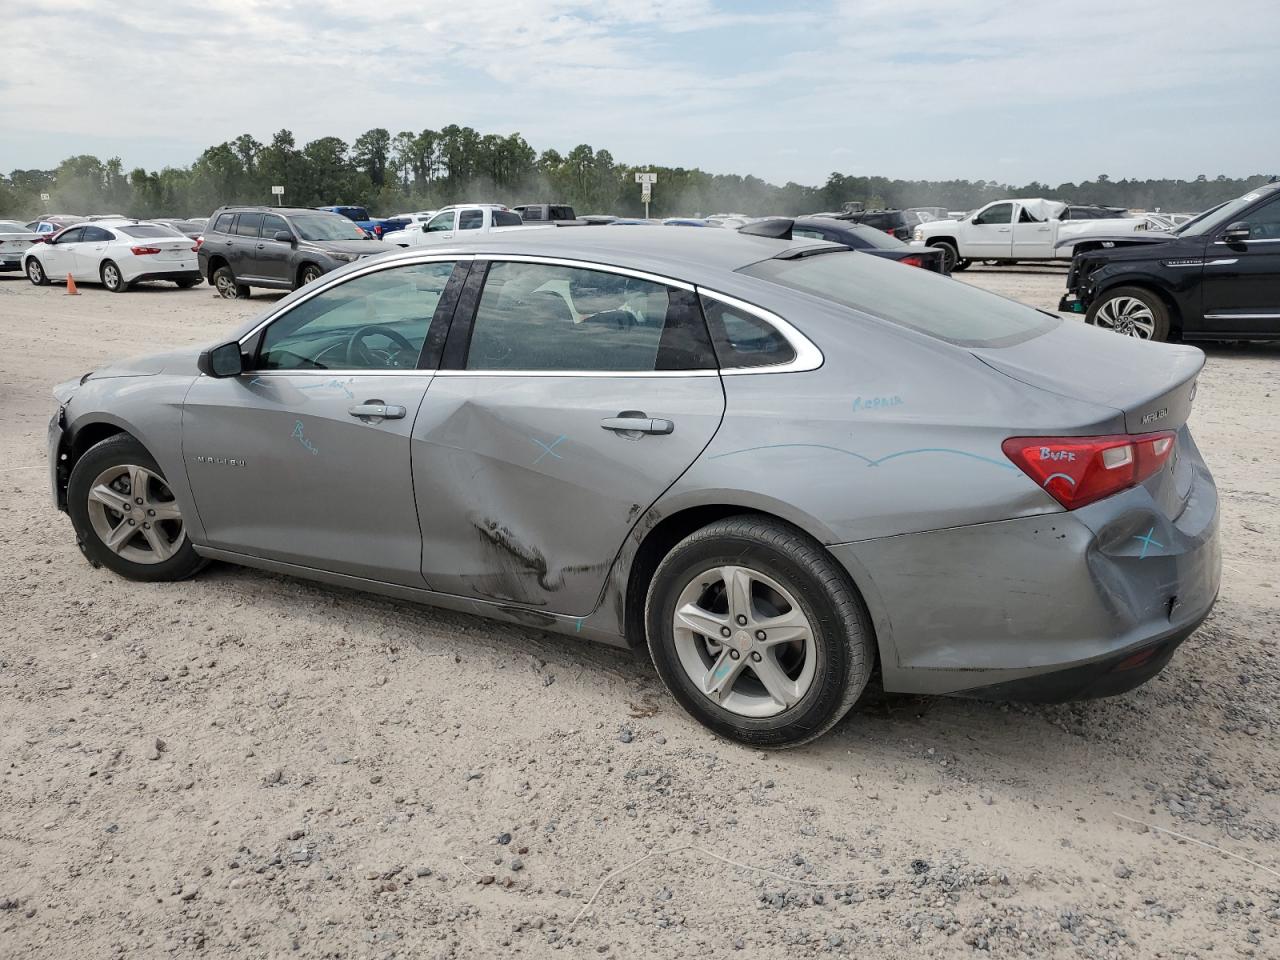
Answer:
[1,265,1277,959]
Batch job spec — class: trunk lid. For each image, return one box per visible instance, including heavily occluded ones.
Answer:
[970,321,1202,435]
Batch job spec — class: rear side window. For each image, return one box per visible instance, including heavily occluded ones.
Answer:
[458,210,483,230]
[464,261,715,372]
[213,213,234,233]
[700,295,796,368]
[82,226,114,241]
[551,206,574,220]
[492,210,522,227]
[739,250,1057,347]
[520,206,543,221]
[234,213,264,237]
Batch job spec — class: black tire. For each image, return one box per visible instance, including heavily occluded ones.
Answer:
[1085,285,1171,342]
[101,260,128,293]
[26,257,49,285]
[952,258,971,272]
[930,241,959,273]
[174,278,199,289]
[67,434,207,583]
[297,263,323,288]
[645,516,875,749]
[212,265,248,299]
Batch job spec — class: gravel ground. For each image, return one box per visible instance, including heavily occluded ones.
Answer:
[1,265,1277,959]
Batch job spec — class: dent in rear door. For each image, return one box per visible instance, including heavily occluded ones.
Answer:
[411,260,726,615]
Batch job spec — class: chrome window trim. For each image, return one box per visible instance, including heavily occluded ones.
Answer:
[238,369,435,378]
[432,369,719,379]
[1212,238,1280,245]
[1203,313,1280,320]
[696,287,824,375]
[237,253,472,347]
[473,254,696,292]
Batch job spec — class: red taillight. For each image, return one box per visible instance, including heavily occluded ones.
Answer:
[899,255,925,268]
[884,228,895,236]
[1002,432,1176,510]
[130,246,161,255]
[374,225,383,237]
[192,239,202,252]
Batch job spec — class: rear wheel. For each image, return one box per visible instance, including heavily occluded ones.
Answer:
[67,434,207,582]
[26,257,49,285]
[952,258,971,272]
[101,260,128,292]
[1086,285,1171,342]
[645,516,874,748]
[212,265,249,299]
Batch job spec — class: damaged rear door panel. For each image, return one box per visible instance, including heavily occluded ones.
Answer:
[411,257,726,615]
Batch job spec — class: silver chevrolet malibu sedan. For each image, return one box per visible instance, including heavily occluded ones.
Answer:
[49,227,1220,747]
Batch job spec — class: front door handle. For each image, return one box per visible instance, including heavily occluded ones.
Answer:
[349,401,406,420]
[600,415,674,435]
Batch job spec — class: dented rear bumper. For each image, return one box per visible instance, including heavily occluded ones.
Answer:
[831,429,1220,700]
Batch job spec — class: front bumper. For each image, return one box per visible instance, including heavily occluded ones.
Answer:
[1058,293,1086,314]
[48,406,68,510]
[831,430,1221,700]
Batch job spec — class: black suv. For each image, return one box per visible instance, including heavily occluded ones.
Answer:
[835,209,913,241]
[1060,182,1280,342]
[199,206,385,299]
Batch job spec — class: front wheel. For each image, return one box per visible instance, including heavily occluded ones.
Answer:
[102,260,128,293]
[952,258,971,272]
[645,516,874,748]
[929,242,959,274]
[67,434,207,582]
[26,257,49,285]
[1086,286,1171,342]
[297,263,323,287]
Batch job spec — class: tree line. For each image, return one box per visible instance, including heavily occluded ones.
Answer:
[2,125,1274,221]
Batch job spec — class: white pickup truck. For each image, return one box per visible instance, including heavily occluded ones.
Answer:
[911,198,1161,271]
[386,204,546,248]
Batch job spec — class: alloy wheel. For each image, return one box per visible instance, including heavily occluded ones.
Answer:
[671,565,817,718]
[85,464,185,564]
[1094,295,1156,339]
[103,263,121,290]
[27,259,44,283]
[214,272,236,298]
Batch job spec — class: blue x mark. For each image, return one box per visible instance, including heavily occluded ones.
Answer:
[532,434,567,465]
[1133,526,1163,560]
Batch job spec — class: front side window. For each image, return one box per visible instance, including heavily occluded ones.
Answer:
[1234,195,1280,241]
[55,227,85,244]
[464,261,714,372]
[426,212,455,232]
[234,213,264,237]
[458,210,483,230]
[973,203,1013,225]
[258,262,455,371]
[700,295,796,368]
[260,214,289,239]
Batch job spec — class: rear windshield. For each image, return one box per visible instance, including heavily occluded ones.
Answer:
[118,223,184,238]
[739,250,1057,347]
[840,224,902,249]
[291,214,366,241]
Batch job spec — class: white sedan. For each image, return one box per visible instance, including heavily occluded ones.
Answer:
[23,221,201,292]
[0,219,38,272]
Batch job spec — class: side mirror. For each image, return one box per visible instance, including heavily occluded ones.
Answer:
[421,223,429,232]
[273,230,294,243]
[1221,221,1251,244]
[197,341,244,378]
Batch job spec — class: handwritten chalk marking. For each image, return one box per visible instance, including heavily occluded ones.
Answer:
[291,420,319,455]
[531,434,567,465]
[1043,472,1077,487]
[1133,526,1162,559]
[708,443,1016,471]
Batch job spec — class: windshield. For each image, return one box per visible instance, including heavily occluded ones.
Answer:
[1174,197,1245,237]
[292,214,367,241]
[740,250,1057,348]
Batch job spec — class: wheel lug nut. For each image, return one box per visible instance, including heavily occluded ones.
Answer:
[147,509,155,516]
[755,630,766,641]
[122,503,131,511]
[729,650,740,660]
[143,523,150,530]
[135,498,143,505]
[750,651,762,662]
[736,615,747,626]
[127,519,135,526]
[719,627,731,638]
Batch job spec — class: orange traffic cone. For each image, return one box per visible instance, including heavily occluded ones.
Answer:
[65,273,79,296]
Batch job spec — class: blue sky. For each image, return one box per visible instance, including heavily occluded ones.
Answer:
[3,0,1278,186]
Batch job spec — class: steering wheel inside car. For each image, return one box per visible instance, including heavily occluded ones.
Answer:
[345,324,418,368]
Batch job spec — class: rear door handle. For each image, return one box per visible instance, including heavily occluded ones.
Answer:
[348,402,406,420]
[600,416,674,435]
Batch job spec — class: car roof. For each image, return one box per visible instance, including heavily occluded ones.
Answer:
[380,223,832,283]
[212,206,332,216]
